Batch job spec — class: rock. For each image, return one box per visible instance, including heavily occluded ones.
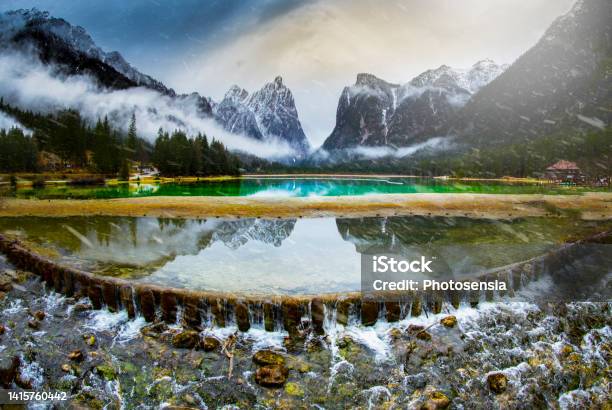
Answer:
[141,322,168,337]
[200,337,220,352]
[33,310,45,321]
[389,328,402,339]
[408,324,425,333]
[421,391,451,409]
[253,350,285,366]
[0,324,5,335]
[172,330,200,349]
[74,303,93,312]
[61,364,71,372]
[440,316,457,328]
[487,372,508,394]
[68,350,84,362]
[27,319,40,330]
[0,354,20,388]
[255,364,288,387]
[336,336,353,349]
[0,274,12,292]
[284,382,305,397]
[84,334,96,346]
[416,331,432,341]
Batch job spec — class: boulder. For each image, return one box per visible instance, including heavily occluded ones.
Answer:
[253,350,285,366]
[255,364,288,387]
[0,354,19,388]
[0,324,5,335]
[172,330,200,349]
[200,337,221,352]
[0,274,12,292]
[440,316,457,328]
[68,350,84,362]
[421,391,450,409]
[487,372,508,394]
[416,331,432,341]
[33,310,45,321]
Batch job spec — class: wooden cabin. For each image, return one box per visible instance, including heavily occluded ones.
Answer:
[545,160,585,184]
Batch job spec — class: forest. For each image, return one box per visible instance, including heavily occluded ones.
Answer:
[0,100,241,177]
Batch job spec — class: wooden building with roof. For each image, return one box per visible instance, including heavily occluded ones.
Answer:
[545,160,585,183]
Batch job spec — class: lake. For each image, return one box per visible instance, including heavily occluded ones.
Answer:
[0,215,607,295]
[6,176,600,199]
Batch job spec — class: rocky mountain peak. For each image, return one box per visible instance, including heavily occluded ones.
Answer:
[224,85,249,102]
[0,8,176,96]
[213,77,310,156]
[355,73,398,89]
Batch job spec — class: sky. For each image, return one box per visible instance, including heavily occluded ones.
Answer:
[1,0,576,148]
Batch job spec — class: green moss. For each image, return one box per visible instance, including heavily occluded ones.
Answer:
[95,364,117,381]
[285,382,305,397]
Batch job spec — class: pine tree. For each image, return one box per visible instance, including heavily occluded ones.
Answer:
[126,112,138,159]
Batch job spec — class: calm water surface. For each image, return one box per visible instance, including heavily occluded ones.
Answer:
[1,215,608,295]
[6,177,601,199]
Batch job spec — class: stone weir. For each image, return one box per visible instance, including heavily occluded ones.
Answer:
[0,232,609,336]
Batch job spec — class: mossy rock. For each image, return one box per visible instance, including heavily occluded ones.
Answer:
[255,364,288,388]
[172,330,200,349]
[440,316,457,328]
[200,337,220,352]
[421,390,450,409]
[95,364,117,381]
[285,382,305,397]
[253,350,285,366]
[487,372,508,394]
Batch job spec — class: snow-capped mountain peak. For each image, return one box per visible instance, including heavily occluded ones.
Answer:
[213,76,310,156]
[0,8,174,95]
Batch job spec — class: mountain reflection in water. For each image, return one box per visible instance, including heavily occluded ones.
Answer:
[0,216,608,294]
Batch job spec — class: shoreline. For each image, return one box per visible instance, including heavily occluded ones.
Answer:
[0,192,611,219]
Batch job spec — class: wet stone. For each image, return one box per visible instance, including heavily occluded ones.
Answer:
[0,324,5,335]
[141,322,168,338]
[421,390,451,409]
[200,337,221,352]
[440,315,457,328]
[68,350,84,362]
[0,354,20,388]
[255,364,288,388]
[416,331,432,341]
[487,372,508,394]
[172,330,200,349]
[408,324,425,333]
[253,350,285,366]
[27,319,40,330]
[33,310,45,321]
[0,274,12,291]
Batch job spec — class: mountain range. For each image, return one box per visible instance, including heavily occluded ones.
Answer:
[321,60,508,150]
[0,0,610,164]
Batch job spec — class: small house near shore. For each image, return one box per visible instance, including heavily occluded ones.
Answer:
[545,160,585,183]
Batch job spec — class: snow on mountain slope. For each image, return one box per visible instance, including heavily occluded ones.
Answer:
[322,60,508,150]
[214,76,310,156]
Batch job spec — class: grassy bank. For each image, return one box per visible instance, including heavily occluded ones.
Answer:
[0,192,610,220]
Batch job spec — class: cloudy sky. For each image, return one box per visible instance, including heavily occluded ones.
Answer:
[1,0,575,147]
